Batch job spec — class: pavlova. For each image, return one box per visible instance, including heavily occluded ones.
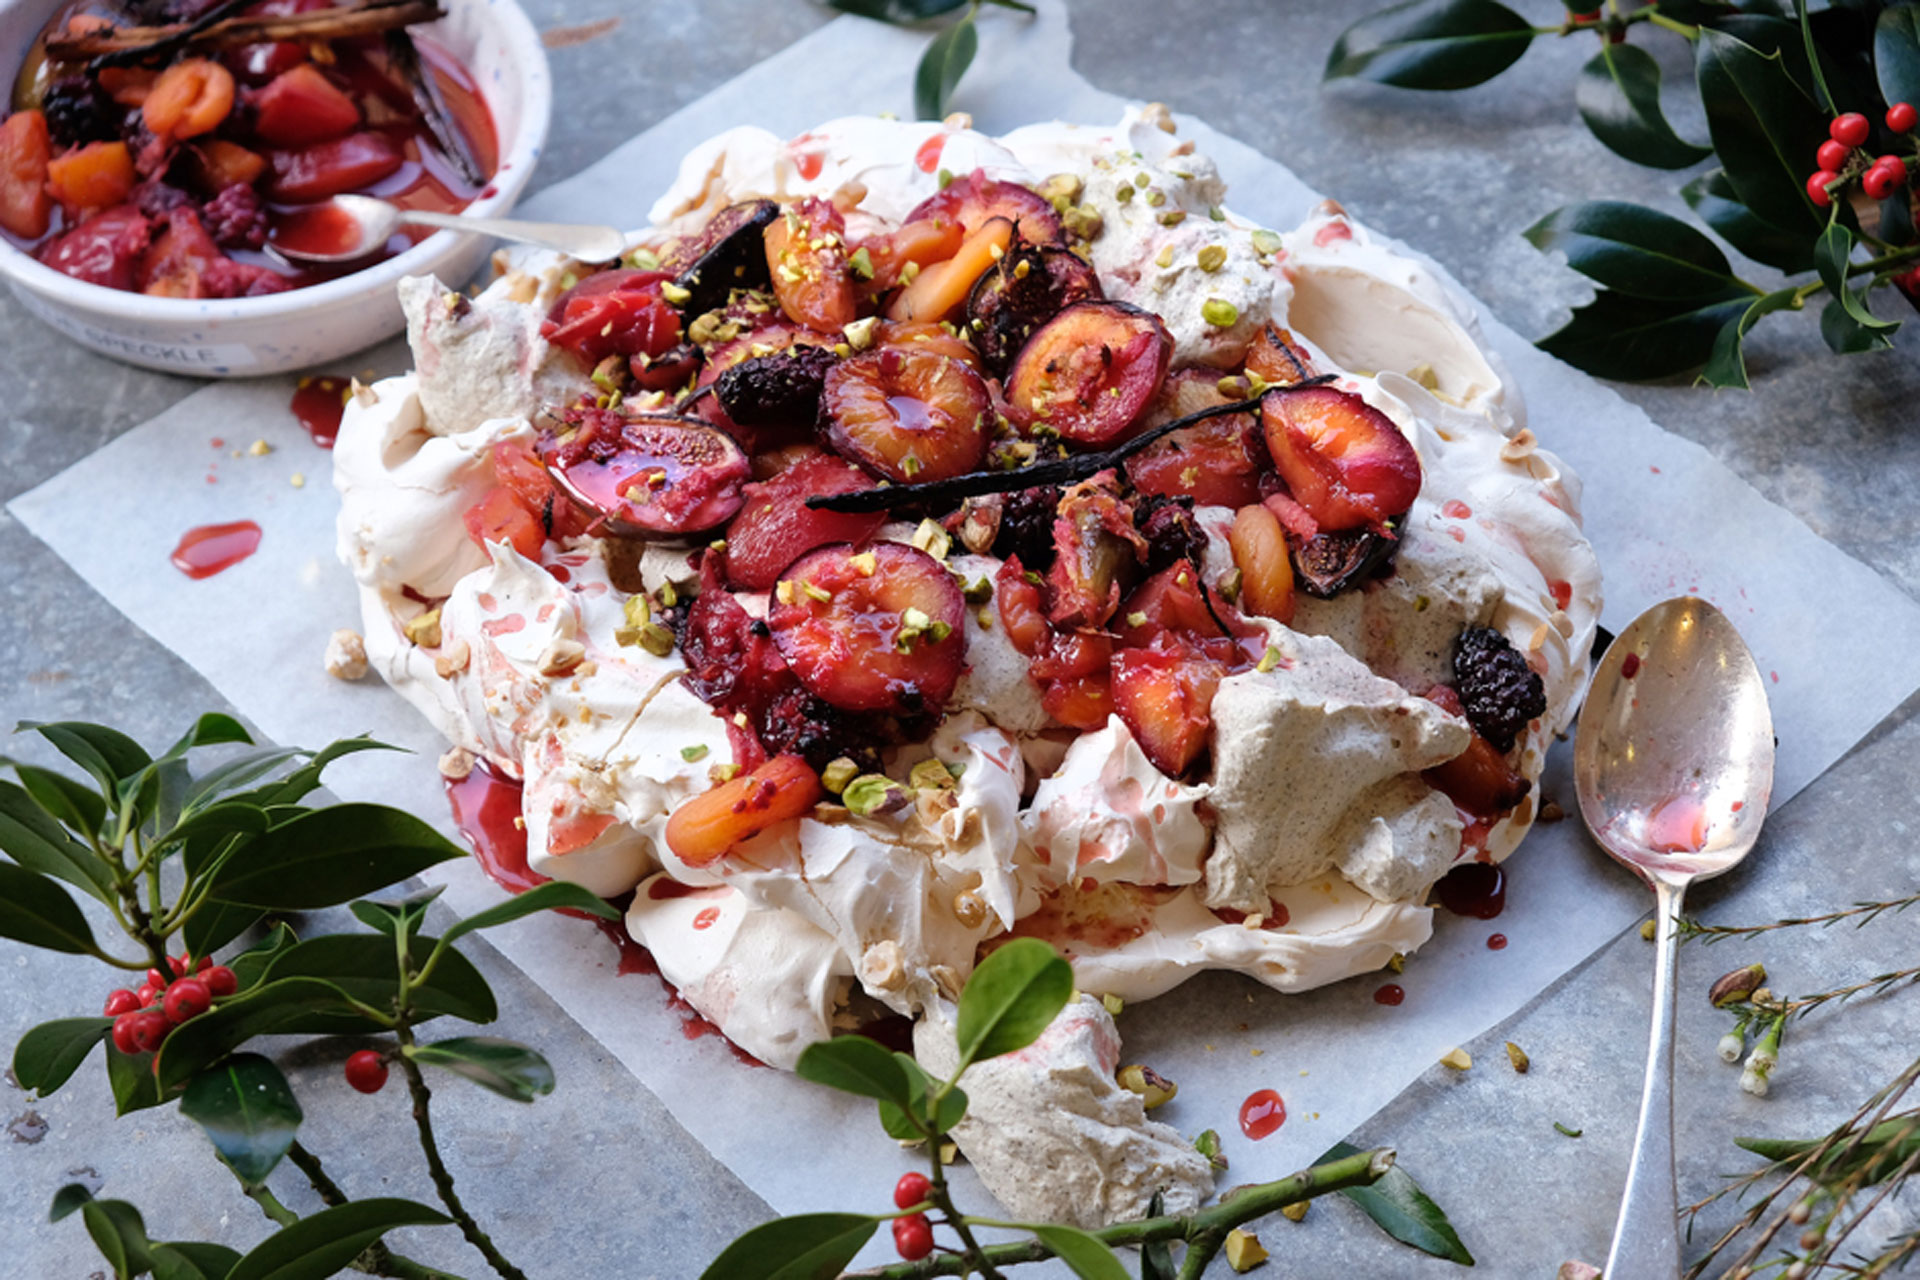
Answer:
[332,105,1602,1227]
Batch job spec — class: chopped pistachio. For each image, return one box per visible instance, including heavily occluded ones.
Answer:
[711,762,741,784]
[1114,182,1135,204]
[848,551,879,577]
[961,575,994,604]
[843,315,880,351]
[899,260,921,286]
[900,453,923,479]
[1505,1041,1531,1074]
[936,168,955,189]
[842,773,908,817]
[1250,228,1284,256]
[1387,952,1406,974]
[774,580,797,606]
[1255,645,1282,674]
[1101,992,1125,1017]
[680,744,710,763]
[657,581,680,609]
[1224,1229,1268,1272]
[637,622,675,657]
[1640,919,1658,941]
[902,606,932,631]
[926,619,952,643]
[290,472,306,488]
[909,758,958,791]
[1554,1121,1583,1139]
[1012,257,1031,280]
[820,757,860,794]
[1154,244,1176,270]
[1197,244,1228,273]
[1125,610,1149,628]
[624,246,661,271]
[1117,1064,1178,1109]
[1193,1129,1228,1171]
[403,608,443,648]
[1201,297,1240,328]
[1060,204,1103,240]
[976,606,995,629]
[911,518,952,559]
[1134,171,1152,189]
[659,281,692,306]
[1209,204,1227,222]
[1281,1201,1310,1222]
[802,580,833,603]
[1145,188,1166,208]
[1157,209,1187,227]
[1439,1047,1473,1072]
[847,246,875,280]
[1215,566,1243,604]
[591,355,626,394]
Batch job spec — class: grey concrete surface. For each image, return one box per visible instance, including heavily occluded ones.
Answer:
[5,2,1920,1277]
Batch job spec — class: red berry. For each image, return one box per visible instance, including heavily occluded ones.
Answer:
[168,955,190,977]
[103,989,141,1017]
[892,1213,934,1261]
[163,978,211,1024]
[894,1172,933,1210]
[1808,170,1839,207]
[195,955,212,973]
[1878,156,1908,187]
[135,983,160,1007]
[1888,102,1917,133]
[1816,140,1852,172]
[205,965,238,997]
[146,967,169,990]
[1831,113,1871,148]
[344,1050,389,1094]
[127,1011,170,1054]
[110,1014,141,1055]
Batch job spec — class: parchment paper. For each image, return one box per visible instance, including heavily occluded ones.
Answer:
[14,0,1920,1258]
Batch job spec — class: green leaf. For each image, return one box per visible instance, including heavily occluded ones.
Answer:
[51,1183,94,1221]
[1814,222,1900,341]
[1140,1192,1175,1280]
[0,861,98,954]
[1680,169,1818,273]
[1695,26,1829,240]
[180,1054,304,1185]
[0,779,116,904]
[264,933,497,1026]
[1030,1225,1130,1280]
[155,977,373,1091]
[914,13,977,121]
[407,1037,554,1102]
[825,0,967,20]
[878,1053,967,1139]
[1319,1141,1475,1265]
[1535,289,1751,381]
[82,1198,155,1280]
[181,748,310,813]
[1577,43,1713,170]
[1324,0,1534,91]
[226,1198,450,1280]
[955,937,1073,1067]
[248,737,398,810]
[12,1017,111,1096]
[1700,288,1800,390]
[19,721,151,794]
[182,898,268,962]
[1820,294,1896,354]
[227,922,300,991]
[697,1213,879,1280]
[1876,7,1920,111]
[107,1043,164,1115]
[151,1241,243,1280]
[1523,201,1750,300]
[350,885,447,938]
[206,803,462,910]
[11,762,108,838]
[438,879,619,944]
[795,1035,915,1108]
[163,714,253,759]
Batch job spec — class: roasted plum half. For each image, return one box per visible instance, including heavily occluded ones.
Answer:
[1112,638,1229,778]
[1261,385,1422,532]
[764,197,857,332]
[658,199,778,317]
[966,239,1103,376]
[820,348,992,484]
[1124,369,1268,509]
[722,453,888,592]
[904,168,1065,245]
[1004,301,1172,446]
[768,543,967,716]
[539,407,750,537]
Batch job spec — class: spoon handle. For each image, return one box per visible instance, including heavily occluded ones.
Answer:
[393,210,629,264]
[1605,877,1687,1279]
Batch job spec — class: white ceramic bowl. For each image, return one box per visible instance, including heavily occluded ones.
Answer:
[0,0,551,376]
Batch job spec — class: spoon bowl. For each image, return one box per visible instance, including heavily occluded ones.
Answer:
[1575,596,1774,1279]
[272,194,629,267]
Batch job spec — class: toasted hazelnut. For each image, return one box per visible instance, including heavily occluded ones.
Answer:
[538,638,587,677]
[1499,427,1539,462]
[951,888,987,929]
[402,609,442,648]
[437,746,476,781]
[1439,1047,1473,1072]
[1140,101,1176,134]
[434,640,472,678]
[324,628,369,681]
[858,939,906,992]
[1224,1228,1268,1272]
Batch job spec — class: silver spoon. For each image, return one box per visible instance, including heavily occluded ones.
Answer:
[1574,596,1775,1279]
[270,193,628,266]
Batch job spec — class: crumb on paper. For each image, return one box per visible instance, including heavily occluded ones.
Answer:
[438,746,476,780]
[248,439,272,456]
[1505,1041,1530,1073]
[324,629,368,681]
[1439,1047,1472,1072]
[290,473,306,488]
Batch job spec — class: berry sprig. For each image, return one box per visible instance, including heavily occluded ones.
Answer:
[1806,107,1916,209]
[102,954,237,1059]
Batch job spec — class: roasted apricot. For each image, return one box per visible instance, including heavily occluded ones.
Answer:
[904,169,1064,244]
[820,347,992,484]
[1261,385,1421,531]
[194,139,266,189]
[768,542,966,715]
[764,198,856,332]
[142,59,235,141]
[1228,503,1295,624]
[853,216,965,297]
[665,755,823,868]
[885,216,1013,325]
[464,487,546,563]
[1244,324,1317,386]
[1003,301,1171,446]
[45,139,132,213]
[0,110,53,239]
[539,407,750,537]
[723,453,887,592]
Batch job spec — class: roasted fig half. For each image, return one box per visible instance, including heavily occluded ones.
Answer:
[657,199,778,317]
[1290,525,1400,599]
[966,238,1103,376]
[539,406,751,537]
[1003,301,1172,446]
[904,169,1065,244]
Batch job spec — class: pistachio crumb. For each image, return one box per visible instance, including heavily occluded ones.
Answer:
[1201,297,1240,328]
[1250,228,1284,256]
[1505,1041,1531,1074]
[820,757,860,794]
[402,609,443,648]
[1281,1201,1309,1223]
[659,281,692,306]
[680,744,709,763]
[1197,244,1228,273]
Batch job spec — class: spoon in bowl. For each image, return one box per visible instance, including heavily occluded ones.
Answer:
[270,194,629,266]
[1574,596,1775,1279]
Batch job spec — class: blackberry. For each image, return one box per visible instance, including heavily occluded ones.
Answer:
[1134,494,1206,574]
[133,179,196,220]
[201,183,268,251]
[1453,626,1546,752]
[756,686,882,773]
[717,344,837,428]
[41,77,117,148]
[990,485,1060,571]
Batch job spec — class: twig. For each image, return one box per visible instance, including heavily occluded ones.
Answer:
[397,1046,528,1280]
[841,1147,1394,1278]
[278,1140,468,1280]
[47,1,444,64]
[1680,893,1920,945]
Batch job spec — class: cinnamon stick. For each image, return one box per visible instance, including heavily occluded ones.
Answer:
[47,1,445,65]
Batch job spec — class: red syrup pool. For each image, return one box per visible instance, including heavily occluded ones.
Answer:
[1435,861,1506,919]
[171,521,261,578]
[1239,1089,1287,1139]
[1374,983,1405,1006]
[291,375,352,448]
[444,759,545,895]
[1487,933,1508,951]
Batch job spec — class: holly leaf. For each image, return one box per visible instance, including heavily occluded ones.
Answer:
[227,922,300,991]
[1577,43,1713,170]
[954,936,1073,1068]
[17,721,151,794]
[180,1054,304,1185]
[107,1042,164,1115]
[1324,0,1534,91]
[826,0,967,20]
[264,933,497,1027]
[0,779,116,904]
[1877,7,1920,111]
[1030,1225,1130,1280]
[1695,26,1829,240]
[161,713,253,759]
[1700,287,1800,390]
[796,1035,914,1109]
[83,1198,155,1279]
[1821,295,1896,354]
[10,762,108,839]
[406,1037,554,1102]
[1319,1141,1474,1264]
[181,749,311,813]
[1536,288,1751,381]
[50,1182,95,1221]
[878,1052,967,1140]
[915,12,977,121]
[225,1199,450,1280]
[205,803,462,910]
[151,1241,243,1280]
[436,879,619,944]
[0,861,98,955]
[697,1213,879,1280]
[1680,169,1818,273]
[155,977,373,1091]
[12,1017,112,1096]
[350,886,447,939]
[1523,201,1752,300]
[247,737,398,810]
[1814,222,1900,348]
